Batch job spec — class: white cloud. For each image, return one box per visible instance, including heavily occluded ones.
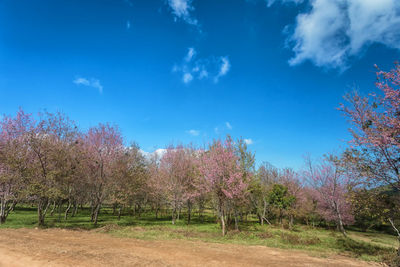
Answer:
[185,47,196,62]
[283,0,400,69]
[167,0,198,26]
[73,77,103,93]
[173,47,230,84]
[198,69,208,79]
[126,20,131,30]
[183,72,193,83]
[244,138,254,145]
[225,122,232,130]
[214,57,231,83]
[267,0,304,7]
[140,148,167,159]
[186,129,200,136]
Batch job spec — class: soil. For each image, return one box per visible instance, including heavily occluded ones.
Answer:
[0,228,380,267]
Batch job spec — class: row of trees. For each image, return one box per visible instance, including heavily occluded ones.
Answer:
[1,64,400,247]
[0,108,355,236]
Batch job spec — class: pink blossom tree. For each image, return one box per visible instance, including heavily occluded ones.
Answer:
[0,109,34,223]
[303,155,354,237]
[108,143,148,220]
[199,137,248,236]
[146,152,167,219]
[84,123,124,225]
[158,145,202,224]
[26,111,79,226]
[340,63,400,251]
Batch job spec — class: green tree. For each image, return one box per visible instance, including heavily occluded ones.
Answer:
[268,184,295,225]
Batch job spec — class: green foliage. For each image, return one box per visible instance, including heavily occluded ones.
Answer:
[268,184,295,212]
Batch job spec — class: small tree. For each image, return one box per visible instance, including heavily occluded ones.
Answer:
[158,145,199,224]
[199,137,248,236]
[267,184,295,226]
[109,144,147,220]
[304,155,354,237]
[0,109,33,223]
[84,123,123,225]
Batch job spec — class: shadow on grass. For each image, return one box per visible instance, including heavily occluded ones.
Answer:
[336,237,394,257]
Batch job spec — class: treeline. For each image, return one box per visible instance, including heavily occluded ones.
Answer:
[0,108,357,236]
[0,64,400,249]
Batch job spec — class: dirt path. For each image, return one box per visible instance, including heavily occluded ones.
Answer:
[0,228,380,267]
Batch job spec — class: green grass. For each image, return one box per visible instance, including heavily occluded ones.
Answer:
[1,206,397,263]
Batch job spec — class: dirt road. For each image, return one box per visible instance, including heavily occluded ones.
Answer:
[0,228,379,267]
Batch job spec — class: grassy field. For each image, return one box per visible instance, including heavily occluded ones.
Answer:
[1,206,397,263]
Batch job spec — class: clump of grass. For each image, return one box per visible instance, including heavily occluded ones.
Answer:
[381,252,400,267]
[94,223,121,233]
[280,232,321,246]
[257,231,273,239]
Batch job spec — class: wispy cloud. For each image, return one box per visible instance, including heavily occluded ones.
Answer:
[185,47,196,62]
[73,77,103,94]
[167,0,199,27]
[225,122,232,130]
[126,20,131,30]
[186,129,200,136]
[173,47,231,84]
[182,73,193,84]
[266,0,304,7]
[214,57,231,83]
[275,0,400,69]
[244,138,253,145]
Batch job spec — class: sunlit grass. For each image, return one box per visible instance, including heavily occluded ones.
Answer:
[1,206,397,263]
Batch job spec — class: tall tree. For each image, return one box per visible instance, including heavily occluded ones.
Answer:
[340,63,400,251]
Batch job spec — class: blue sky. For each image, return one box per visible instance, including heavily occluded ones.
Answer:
[1,0,400,169]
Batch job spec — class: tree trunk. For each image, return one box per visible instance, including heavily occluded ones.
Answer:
[64,200,72,220]
[57,200,63,222]
[0,199,7,224]
[337,212,347,237]
[90,203,95,222]
[187,201,192,225]
[37,198,50,227]
[220,211,226,236]
[388,218,400,256]
[112,204,117,216]
[172,207,176,225]
[93,204,101,225]
[289,214,294,230]
[234,208,239,231]
[258,214,263,226]
[72,203,78,217]
[118,206,122,220]
[50,201,56,216]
